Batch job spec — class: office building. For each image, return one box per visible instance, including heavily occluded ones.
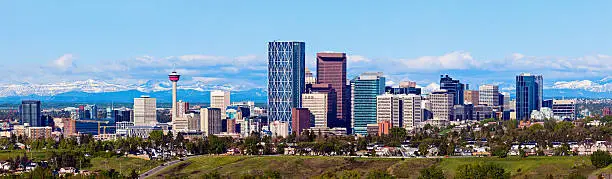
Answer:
[350,72,385,135]
[516,73,543,120]
[291,108,311,136]
[316,52,349,128]
[464,90,479,105]
[479,85,499,106]
[268,41,305,131]
[402,94,423,131]
[269,121,289,138]
[173,100,190,133]
[453,104,473,121]
[305,68,316,85]
[210,90,230,119]
[439,75,464,105]
[201,108,222,136]
[385,86,421,95]
[430,90,454,127]
[502,92,511,110]
[552,99,576,120]
[473,105,494,121]
[376,94,403,128]
[542,99,553,108]
[20,100,42,127]
[133,96,157,126]
[302,88,336,128]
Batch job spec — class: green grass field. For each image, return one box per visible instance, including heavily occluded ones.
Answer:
[86,157,163,175]
[151,155,610,179]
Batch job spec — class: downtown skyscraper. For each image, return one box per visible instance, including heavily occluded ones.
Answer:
[268,41,306,132]
[440,75,465,105]
[516,73,543,120]
[351,72,385,135]
[316,52,349,128]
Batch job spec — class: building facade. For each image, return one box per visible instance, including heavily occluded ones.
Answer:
[351,72,386,135]
[133,96,157,126]
[552,99,576,120]
[302,92,335,128]
[516,73,543,120]
[20,100,42,127]
[440,75,464,105]
[200,108,222,136]
[316,52,349,128]
[478,84,499,107]
[376,94,403,128]
[402,94,423,131]
[291,108,311,136]
[210,90,230,119]
[430,90,454,127]
[464,90,479,105]
[268,41,305,132]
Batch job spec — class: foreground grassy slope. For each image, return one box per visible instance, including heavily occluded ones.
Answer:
[86,157,162,175]
[152,155,607,179]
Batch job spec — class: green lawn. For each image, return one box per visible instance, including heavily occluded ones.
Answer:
[151,155,608,179]
[86,157,162,175]
[0,150,52,161]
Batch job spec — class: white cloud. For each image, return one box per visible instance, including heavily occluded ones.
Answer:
[398,51,479,70]
[52,54,76,70]
[347,55,371,63]
[418,83,440,94]
[552,80,612,92]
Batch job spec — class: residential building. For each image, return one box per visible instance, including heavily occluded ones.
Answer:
[464,90,479,105]
[516,73,543,120]
[430,90,454,127]
[268,41,305,133]
[133,96,157,126]
[200,108,222,136]
[376,94,403,128]
[20,100,42,127]
[351,72,386,135]
[210,90,230,119]
[27,126,53,139]
[552,99,576,120]
[478,85,499,107]
[316,52,349,128]
[291,108,311,136]
[439,75,464,105]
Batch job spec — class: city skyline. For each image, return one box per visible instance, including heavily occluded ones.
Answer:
[1,1,611,98]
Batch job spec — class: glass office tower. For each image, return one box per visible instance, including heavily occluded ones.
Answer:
[20,100,42,127]
[350,72,385,135]
[268,41,305,132]
[440,75,465,105]
[515,73,543,120]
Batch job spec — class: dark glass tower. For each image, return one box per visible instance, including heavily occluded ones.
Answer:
[316,52,348,128]
[515,73,543,120]
[268,41,305,132]
[20,100,42,127]
[440,75,465,105]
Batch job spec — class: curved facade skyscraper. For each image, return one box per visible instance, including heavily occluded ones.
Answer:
[267,41,305,133]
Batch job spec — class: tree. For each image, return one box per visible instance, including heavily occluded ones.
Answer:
[590,150,612,168]
[455,163,509,179]
[418,143,429,156]
[418,166,445,179]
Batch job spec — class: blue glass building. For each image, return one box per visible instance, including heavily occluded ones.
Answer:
[20,100,42,127]
[267,41,305,133]
[515,73,543,120]
[350,72,385,135]
[440,75,465,105]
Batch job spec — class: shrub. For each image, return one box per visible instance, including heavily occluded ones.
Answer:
[590,150,612,168]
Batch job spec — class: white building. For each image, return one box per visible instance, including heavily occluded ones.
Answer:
[269,121,289,138]
[200,108,222,136]
[478,84,499,107]
[376,94,403,128]
[133,96,157,126]
[173,100,190,133]
[552,99,576,120]
[403,94,422,131]
[210,90,230,119]
[430,90,453,127]
[530,107,554,120]
[302,92,334,128]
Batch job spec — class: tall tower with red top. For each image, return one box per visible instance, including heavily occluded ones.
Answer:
[169,71,180,120]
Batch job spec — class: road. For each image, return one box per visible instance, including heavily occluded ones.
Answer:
[139,155,199,179]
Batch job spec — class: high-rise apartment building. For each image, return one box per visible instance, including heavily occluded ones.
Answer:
[133,96,157,126]
[430,90,454,127]
[440,75,464,105]
[268,41,305,132]
[464,90,479,105]
[376,94,403,128]
[479,84,499,106]
[403,94,422,131]
[351,72,386,135]
[316,52,349,128]
[516,73,543,120]
[210,90,230,119]
[200,108,222,136]
[20,100,42,127]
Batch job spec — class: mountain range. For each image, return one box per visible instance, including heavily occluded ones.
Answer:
[0,79,609,104]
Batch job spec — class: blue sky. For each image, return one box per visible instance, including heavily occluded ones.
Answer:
[1,1,611,93]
